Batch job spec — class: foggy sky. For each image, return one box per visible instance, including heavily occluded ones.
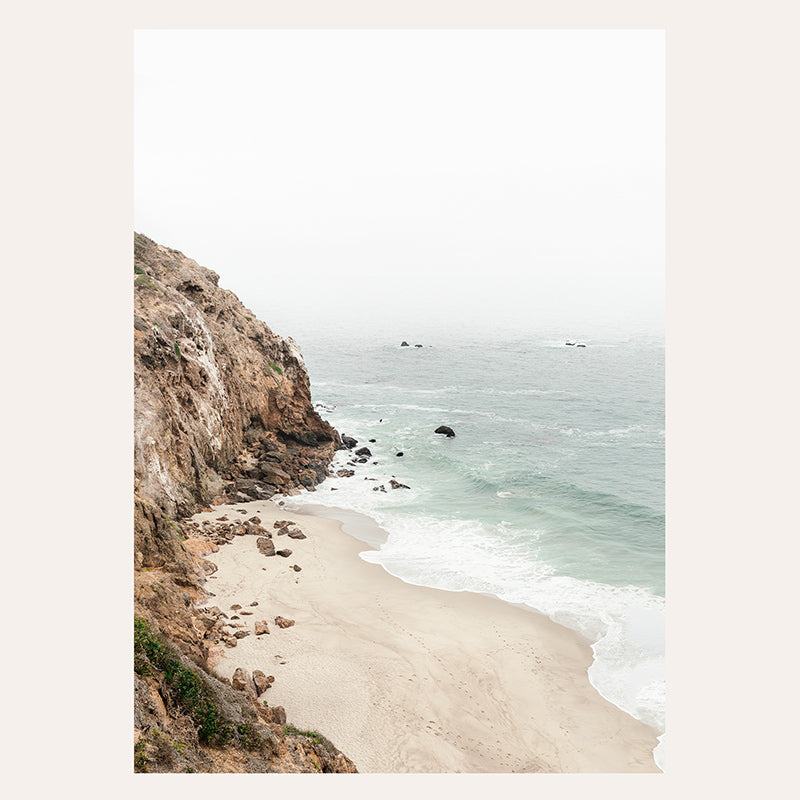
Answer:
[135,30,664,342]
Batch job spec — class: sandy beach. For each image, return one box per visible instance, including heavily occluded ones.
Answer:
[194,499,660,773]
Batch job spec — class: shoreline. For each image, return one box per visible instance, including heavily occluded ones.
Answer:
[195,498,660,773]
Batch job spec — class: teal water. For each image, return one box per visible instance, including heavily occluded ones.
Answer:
[279,329,665,766]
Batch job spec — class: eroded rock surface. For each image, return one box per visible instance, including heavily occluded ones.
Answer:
[133,234,355,773]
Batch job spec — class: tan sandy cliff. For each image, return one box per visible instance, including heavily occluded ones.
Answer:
[132,233,356,773]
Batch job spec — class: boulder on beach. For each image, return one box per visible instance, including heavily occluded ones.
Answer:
[286,528,307,540]
[255,620,270,635]
[434,425,456,438]
[276,548,292,557]
[257,537,276,556]
[274,616,295,629]
[231,668,250,692]
[253,669,274,694]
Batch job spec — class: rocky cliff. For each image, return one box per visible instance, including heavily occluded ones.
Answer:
[133,233,356,773]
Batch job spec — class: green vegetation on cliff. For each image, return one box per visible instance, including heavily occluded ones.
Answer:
[134,616,233,746]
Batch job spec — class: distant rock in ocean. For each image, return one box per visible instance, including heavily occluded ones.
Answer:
[434,426,455,438]
[400,341,409,347]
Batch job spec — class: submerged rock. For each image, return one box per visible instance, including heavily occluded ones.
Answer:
[389,479,410,490]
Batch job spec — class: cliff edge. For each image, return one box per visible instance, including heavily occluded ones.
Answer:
[133,233,356,773]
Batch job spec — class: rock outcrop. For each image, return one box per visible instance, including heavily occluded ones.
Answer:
[133,234,356,774]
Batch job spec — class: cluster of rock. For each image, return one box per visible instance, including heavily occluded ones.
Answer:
[333,426,456,493]
[179,513,307,573]
[336,434,412,492]
[194,599,297,651]
[224,434,333,504]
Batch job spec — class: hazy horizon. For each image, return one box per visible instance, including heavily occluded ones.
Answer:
[135,30,664,342]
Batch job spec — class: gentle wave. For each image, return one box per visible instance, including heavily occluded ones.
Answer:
[280,481,665,764]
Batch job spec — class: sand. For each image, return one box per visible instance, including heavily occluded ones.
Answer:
[195,499,660,773]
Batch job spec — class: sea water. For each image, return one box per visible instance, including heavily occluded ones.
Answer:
[276,328,665,769]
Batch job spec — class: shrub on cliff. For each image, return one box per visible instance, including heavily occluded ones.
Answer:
[134,616,233,745]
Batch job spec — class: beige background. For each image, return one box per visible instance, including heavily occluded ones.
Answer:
[3,1,797,798]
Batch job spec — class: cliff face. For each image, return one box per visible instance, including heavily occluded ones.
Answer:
[134,232,338,520]
[132,234,355,773]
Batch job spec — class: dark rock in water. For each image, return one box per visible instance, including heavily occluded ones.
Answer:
[341,435,358,449]
[276,548,292,557]
[355,457,368,463]
[577,343,587,347]
[434,425,455,438]
[400,341,409,347]
[414,344,423,348]
[389,479,410,490]
[396,452,404,457]
[373,484,387,493]
[337,469,355,478]
[369,439,376,443]
[355,446,372,457]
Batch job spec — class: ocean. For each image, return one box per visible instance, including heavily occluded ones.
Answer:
[276,328,665,768]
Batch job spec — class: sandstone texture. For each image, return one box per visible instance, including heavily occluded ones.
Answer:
[132,234,355,774]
